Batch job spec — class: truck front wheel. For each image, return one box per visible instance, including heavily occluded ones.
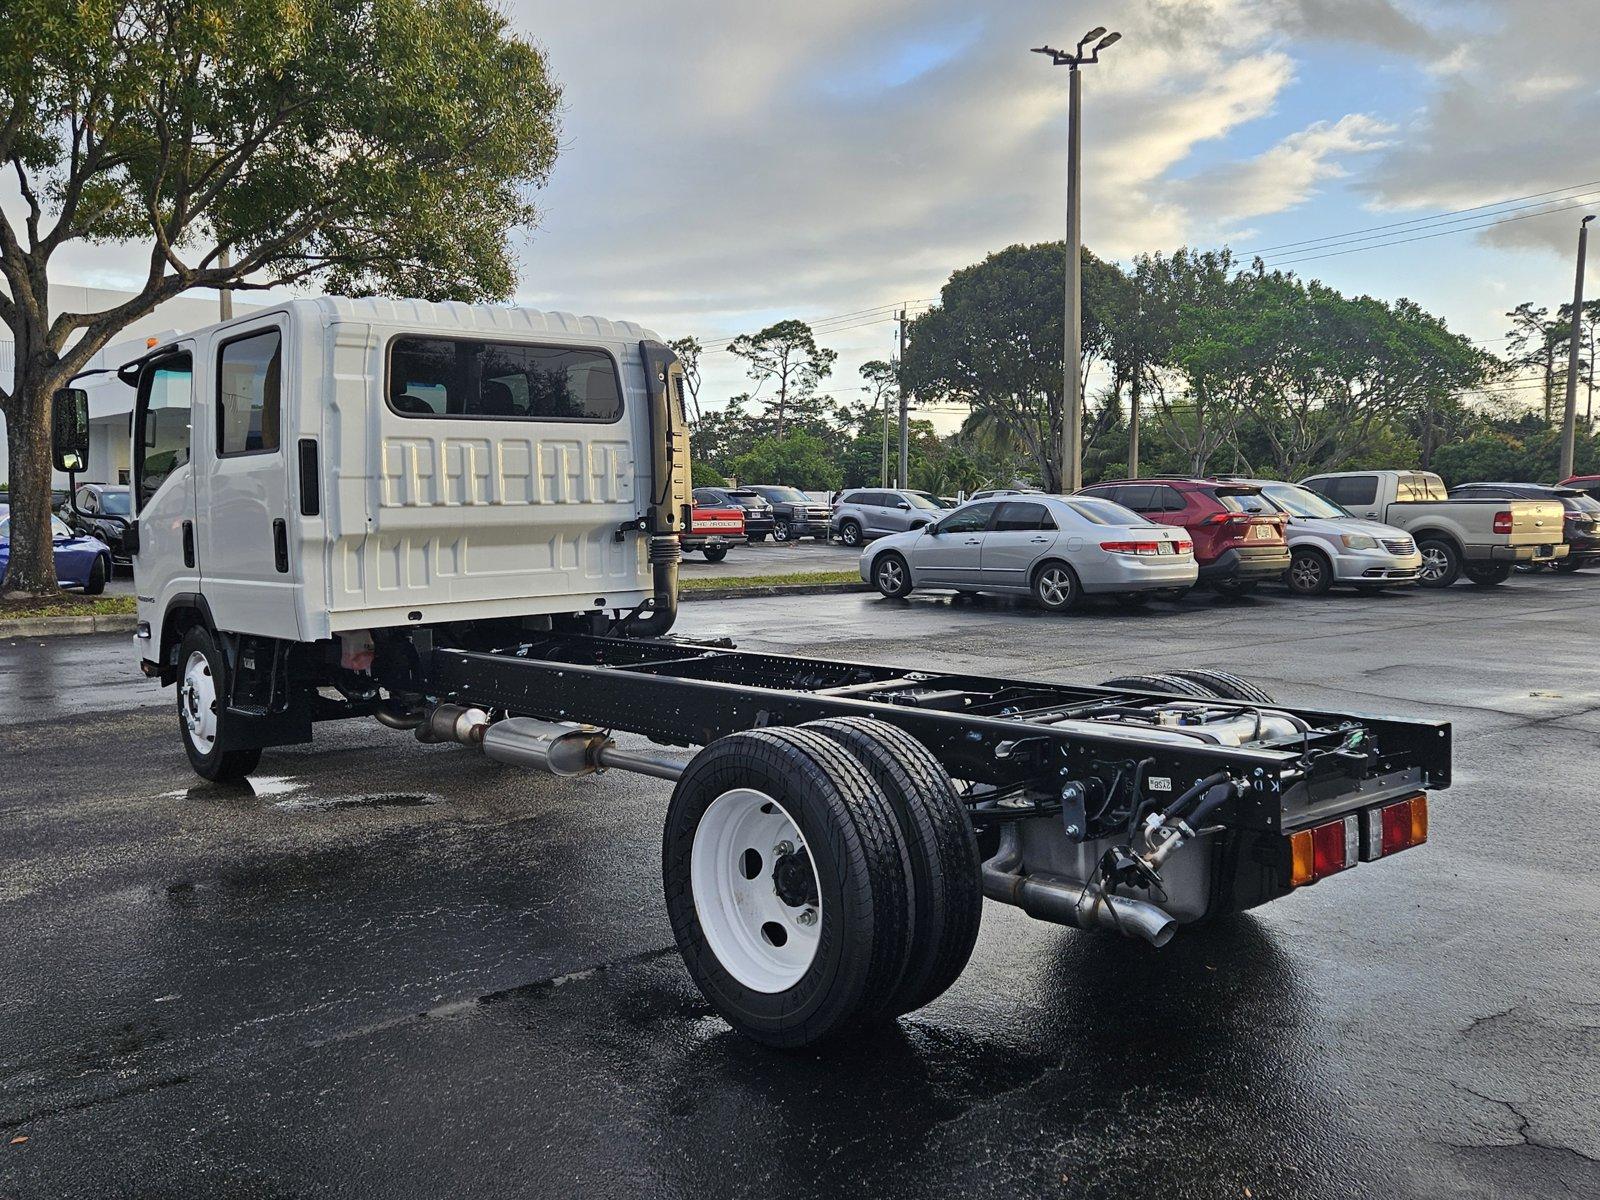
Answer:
[662,728,913,1048]
[177,627,262,783]
[1417,538,1461,588]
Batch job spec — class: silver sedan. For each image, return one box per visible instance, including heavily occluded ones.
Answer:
[859,494,1198,611]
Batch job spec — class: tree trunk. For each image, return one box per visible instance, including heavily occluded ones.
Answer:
[2,369,63,596]
[1128,368,1141,478]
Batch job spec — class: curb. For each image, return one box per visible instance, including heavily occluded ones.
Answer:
[0,612,138,639]
[682,582,869,602]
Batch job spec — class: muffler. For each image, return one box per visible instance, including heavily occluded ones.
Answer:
[981,824,1177,948]
[418,708,689,782]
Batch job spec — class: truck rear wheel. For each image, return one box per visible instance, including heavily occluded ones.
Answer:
[805,717,982,1019]
[1464,561,1511,586]
[177,627,262,783]
[1099,672,1217,699]
[702,546,729,563]
[662,728,913,1048]
[1166,668,1275,704]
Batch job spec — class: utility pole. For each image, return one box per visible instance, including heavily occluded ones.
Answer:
[1560,215,1593,480]
[880,377,890,488]
[897,306,909,489]
[1035,26,1120,494]
[218,247,233,320]
[1127,289,1142,478]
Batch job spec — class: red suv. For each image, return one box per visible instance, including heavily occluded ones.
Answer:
[1077,477,1289,594]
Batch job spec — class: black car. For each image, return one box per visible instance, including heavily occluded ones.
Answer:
[694,486,776,542]
[61,482,135,567]
[744,485,832,542]
[1449,481,1600,571]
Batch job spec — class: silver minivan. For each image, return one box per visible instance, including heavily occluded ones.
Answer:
[830,488,947,546]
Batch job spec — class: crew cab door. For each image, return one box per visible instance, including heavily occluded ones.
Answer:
[131,348,199,604]
[197,317,300,639]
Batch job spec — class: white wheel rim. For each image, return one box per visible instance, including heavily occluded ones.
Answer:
[878,558,904,592]
[690,788,822,993]
[180,649,219,751]
[1039,567,1071,606]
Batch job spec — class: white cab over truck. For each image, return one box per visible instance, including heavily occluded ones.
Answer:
[1298,469,1567,587]
[46,299,1451,1049]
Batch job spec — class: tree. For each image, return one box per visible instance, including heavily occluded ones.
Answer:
[726,319,837,436]
[858,358,897,487]
[670,335,704,422]
[729,430,841,491]
[690,461,726,488]
[0,0,561,595]
[1504,303,1562,424]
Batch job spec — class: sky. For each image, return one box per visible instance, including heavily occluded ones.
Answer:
[496,0,1596,419]
[16,0,1595,423]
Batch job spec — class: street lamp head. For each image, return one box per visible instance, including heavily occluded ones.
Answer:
[1078,26,1107,49]
[1095,31,1123,51]
[1584,214,1597,227]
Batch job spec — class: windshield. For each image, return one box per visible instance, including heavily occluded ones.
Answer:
[905,491,943,510]
[51,516,74,538]
[1261,482,1346,519]
[756,486,808,504]
[98,491,132,515]
[1066,497,1148,526]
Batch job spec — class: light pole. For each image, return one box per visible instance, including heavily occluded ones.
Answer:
[1034,26,1120,494]
[1560,214,1593,480]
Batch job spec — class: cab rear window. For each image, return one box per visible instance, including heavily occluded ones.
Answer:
[388,336,622,422]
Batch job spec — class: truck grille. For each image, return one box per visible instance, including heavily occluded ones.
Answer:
[1382,538,1414,555]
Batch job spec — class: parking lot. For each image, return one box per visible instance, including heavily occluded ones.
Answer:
[2,575,1598,1199]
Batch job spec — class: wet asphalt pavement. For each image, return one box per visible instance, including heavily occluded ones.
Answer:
[2,575,1598,1199]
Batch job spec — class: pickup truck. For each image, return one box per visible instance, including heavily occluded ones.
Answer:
[1298,469,1567,587]
[682,498,746,562]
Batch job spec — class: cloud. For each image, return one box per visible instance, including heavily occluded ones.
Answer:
[1174,113,1394,226]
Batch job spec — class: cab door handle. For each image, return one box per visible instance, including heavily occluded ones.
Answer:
[181,520,195,568]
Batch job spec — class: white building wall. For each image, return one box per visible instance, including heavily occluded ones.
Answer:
[0,286,259,489]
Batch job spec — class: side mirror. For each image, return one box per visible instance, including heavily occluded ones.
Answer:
[52,387,90,473]
[925,522,941,535]
[910,518,930,531]
[897,501,911,510]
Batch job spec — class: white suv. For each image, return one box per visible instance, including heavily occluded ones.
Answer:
[830,488,947,546]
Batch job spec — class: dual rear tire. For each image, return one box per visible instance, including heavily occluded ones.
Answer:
[663,720,981,1048]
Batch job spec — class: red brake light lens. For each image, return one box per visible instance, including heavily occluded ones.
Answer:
[1099,540,1162,554]
[1493,510,1513,534]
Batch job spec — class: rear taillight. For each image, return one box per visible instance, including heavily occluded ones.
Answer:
[1100,540,1162,554]
[1289,794,1426,887]
[1202,512,1239,526]
[1363,793,1428,861]
[1290,814,1359,886]
[1174,539,1193,553]
[1493,511,1513,534]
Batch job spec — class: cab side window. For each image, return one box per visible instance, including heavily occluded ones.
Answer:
[217,329,282,456]
[135,354,194,507]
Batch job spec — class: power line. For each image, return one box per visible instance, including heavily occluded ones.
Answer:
[1266,196,1600,268]
[1242,179,1600,256]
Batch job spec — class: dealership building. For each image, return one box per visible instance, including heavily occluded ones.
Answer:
[0,285,255,491]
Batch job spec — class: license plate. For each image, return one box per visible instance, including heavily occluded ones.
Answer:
[1536,545,1554,558]
[1156,541,1175,555]
[1250,524,1274,539]
[697,520,741,530]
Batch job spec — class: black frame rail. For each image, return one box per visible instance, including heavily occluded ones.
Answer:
[426,634,1450,834]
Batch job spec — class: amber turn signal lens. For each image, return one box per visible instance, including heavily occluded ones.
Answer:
[1409,793,1428,846]
[1289,829,1315,887]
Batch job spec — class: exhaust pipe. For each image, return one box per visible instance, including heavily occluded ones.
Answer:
[981,825,1177,948]
[420,709,690,782]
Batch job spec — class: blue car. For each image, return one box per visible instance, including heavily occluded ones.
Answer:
[0,503,112,593]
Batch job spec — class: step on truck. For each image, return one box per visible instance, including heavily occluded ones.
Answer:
[50,298,1450,1048]
[1299,469,1567,587]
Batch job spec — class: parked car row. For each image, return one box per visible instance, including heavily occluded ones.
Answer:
[0,503,112,594]
[854,469,1597,610]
